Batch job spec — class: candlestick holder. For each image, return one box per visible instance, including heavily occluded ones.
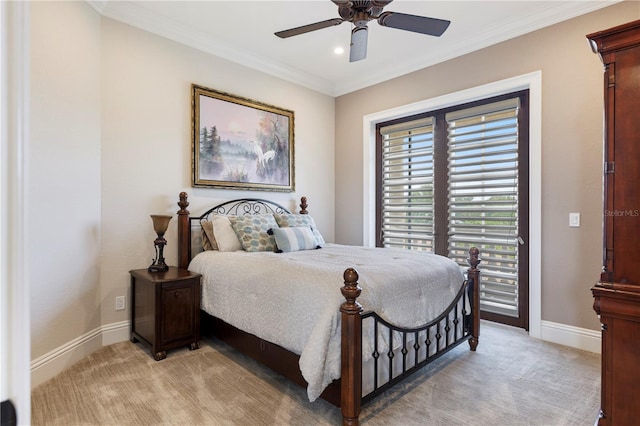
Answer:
[148,214,172,273]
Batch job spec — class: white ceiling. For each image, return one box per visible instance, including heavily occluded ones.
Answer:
[90,0,620,96]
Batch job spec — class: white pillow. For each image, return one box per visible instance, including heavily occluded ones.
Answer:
[212,215,242,252]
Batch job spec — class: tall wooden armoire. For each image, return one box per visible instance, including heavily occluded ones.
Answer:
[587,19,640,426]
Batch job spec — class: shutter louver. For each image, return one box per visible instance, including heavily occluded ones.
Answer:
[380,118,435,251]
[446,98,520,317]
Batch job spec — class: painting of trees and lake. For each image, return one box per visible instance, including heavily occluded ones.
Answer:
[192,85,294,192]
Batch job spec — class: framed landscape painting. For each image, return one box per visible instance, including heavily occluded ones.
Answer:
[191,84,295,192]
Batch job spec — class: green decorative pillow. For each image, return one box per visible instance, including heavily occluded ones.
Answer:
[269,227,320,253]
[273,214,325,247]
[229,214,279,252]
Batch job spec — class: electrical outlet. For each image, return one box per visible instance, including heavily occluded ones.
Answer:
[115,296,125,311]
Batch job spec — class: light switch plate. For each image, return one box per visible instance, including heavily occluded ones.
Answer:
[569,212,580,228]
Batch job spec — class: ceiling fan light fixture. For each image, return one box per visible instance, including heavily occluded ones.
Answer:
[349,26,368,62]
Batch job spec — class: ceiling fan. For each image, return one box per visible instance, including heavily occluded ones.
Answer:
[274,0,450,62]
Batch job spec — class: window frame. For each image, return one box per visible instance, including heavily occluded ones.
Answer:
[361,71,542,339]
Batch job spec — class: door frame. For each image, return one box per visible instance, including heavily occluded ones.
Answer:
[362,71,542,339]
[1,1,32,422]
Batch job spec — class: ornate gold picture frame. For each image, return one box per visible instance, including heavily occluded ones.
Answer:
[191,84,294,192]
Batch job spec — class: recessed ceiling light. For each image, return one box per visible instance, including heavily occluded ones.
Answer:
[334,46,344,55]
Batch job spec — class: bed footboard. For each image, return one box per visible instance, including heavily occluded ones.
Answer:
[339,248,481,426]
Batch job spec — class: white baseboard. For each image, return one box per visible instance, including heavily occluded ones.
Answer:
[31,319,599,389]
[30,320,130,388]
[101,320,130,346]
[540,320,601,354]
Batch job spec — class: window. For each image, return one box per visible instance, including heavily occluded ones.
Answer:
[376,91,529,328]
[378,117,435,251]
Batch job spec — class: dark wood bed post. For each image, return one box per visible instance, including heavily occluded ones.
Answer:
[340,268,363,426]
[467,247,481,351]
[177,192,190,270]
[299,196,308,214]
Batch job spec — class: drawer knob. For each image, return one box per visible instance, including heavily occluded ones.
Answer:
[174,291,182,299]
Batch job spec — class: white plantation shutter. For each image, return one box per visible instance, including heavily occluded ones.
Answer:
[446,98,520,317]
[379,118,435,251]
[377,92,528,325]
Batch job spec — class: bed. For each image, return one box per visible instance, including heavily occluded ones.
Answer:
[176,192,480,426]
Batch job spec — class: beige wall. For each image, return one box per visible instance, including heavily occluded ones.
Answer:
[29,1,102,360]
[99,20,335,326]
[29,2,335,370]
[334,2,640,331]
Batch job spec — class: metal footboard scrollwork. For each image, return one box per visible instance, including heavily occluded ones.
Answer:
[360,277,473,403]
[340,248,481,426]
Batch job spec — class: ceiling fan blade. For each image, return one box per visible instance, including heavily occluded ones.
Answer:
[349,26,368,62]
[275,18,344,38]
[377,11,450,37]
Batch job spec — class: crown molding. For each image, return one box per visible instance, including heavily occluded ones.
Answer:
[333,1,621,95]
[89,0,336,96]
[85,0,108,15]
[87,1,620,97]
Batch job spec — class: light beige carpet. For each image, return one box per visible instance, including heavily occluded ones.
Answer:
[31,321,601,425]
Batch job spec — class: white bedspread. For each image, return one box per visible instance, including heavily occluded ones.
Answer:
[188,243,464,401]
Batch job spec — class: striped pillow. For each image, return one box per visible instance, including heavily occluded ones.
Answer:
[270,227,320,253]
[273,214,325,247]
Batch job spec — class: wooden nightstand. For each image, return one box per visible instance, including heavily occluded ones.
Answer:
[130,267,201,361]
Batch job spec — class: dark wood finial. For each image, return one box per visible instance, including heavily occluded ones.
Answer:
[468,246,480,271]
[300,196,308,214]
[177,192,189,215]
[340,268,362,311]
